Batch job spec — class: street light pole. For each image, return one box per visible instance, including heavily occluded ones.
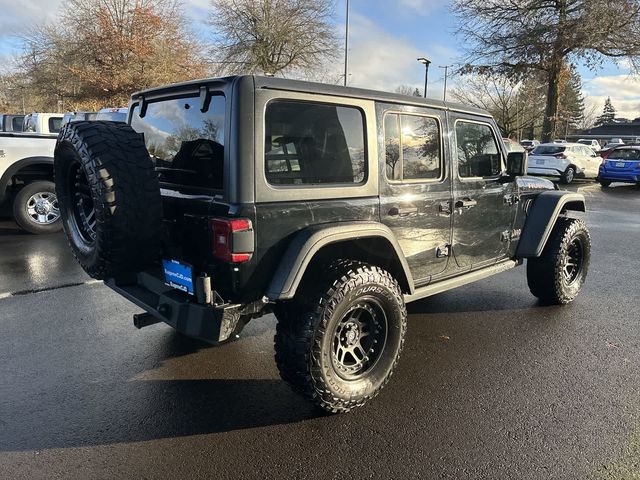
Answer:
[343,0,350,86]
[439,65,453,102]
[417,57,431,98]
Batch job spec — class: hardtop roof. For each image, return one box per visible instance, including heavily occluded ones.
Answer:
[132,75,492,118]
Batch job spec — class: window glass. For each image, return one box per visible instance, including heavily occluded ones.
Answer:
[23,116,36,132]
[531,145,565,155]
[456,121,502,178]
[131,95,226,190]
[384,113,441,182]
[609,149,640,160]
[384,114,401,181]
[49,117,62,133]
[265,101,366,186]
[11,117,23,131]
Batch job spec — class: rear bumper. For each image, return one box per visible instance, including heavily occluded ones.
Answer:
[105,272,246,344]
[527,166,563,177]
[598,171,640,183]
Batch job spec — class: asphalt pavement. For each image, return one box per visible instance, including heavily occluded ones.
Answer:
[0,182,639,479]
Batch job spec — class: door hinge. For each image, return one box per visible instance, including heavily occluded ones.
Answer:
[436,244,451,258]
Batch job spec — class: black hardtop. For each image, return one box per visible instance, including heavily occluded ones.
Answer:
[131,75,491,118]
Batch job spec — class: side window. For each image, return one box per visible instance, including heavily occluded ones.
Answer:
[455,121,502,178]
[49,117,62,134]
[264,100,366,186]
[23,116,36,132]
[384,113,442,182]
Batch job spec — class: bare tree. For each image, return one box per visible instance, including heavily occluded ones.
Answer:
[207,0,339,76]
[453,0,640,142]
[13,0,206,110]
[395,85,422,97]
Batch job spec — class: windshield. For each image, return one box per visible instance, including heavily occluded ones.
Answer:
[578,140,591,145]
[521,141,533,146]
[532,145,566,155]
[130,95,226,190]
[608,149,640,160]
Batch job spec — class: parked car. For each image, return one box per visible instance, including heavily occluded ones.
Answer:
[22,112,64,135]
[0,114,25,132]
[602,141,625,150]
[598,146,640,187]
[553,139,567,143]
[95,107,128,122]
[577,139,601,151]
[502,138,525,153]
[53,75,590,413]
[0,131,59,233]
[520,139,540,151]
[528,143,601,184]
[61,111,97,125]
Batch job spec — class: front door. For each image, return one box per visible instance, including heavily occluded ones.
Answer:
[378,103,452,284]
[450,116,517,269]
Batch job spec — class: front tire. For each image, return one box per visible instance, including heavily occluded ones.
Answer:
[274,260,407,413]
[527,218,591,305]
[12,181,62,234]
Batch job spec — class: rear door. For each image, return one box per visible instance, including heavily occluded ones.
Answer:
[378,103,452,284]
[450,115,517,269]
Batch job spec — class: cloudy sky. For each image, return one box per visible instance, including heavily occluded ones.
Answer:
[1,0,639,119]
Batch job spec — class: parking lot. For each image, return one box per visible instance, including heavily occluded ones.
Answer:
[0,182,638,479]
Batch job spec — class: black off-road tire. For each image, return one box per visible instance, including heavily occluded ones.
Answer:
[560,166,576,184]
[54,121,161,279]
[274,260,407,413]
[527,217,591,305]
[12,181,62,234]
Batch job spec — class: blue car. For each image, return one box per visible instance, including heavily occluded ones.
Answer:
[599,146,640,187]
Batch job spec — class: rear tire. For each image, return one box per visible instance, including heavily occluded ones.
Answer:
[527,218,591,305]
[274,260,407,413]
[12,181,62,234]
[560,166,575,184]
[599,180,611,188]
[54,121,161,279]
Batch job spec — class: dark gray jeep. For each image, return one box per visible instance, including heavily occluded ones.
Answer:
[54,75,591,413]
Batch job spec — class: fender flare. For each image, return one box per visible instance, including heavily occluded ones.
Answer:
[265,221,415,300]
[0,156,54,204]
[515,190,586,258]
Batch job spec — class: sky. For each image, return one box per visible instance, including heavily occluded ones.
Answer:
[1,0,639,120]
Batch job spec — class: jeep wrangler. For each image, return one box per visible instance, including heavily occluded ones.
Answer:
[53,76,591,413]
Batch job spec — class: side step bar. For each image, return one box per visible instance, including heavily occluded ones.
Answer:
[404,259,519,304]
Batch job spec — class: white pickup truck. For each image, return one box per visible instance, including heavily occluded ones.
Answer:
[0,112,63,234]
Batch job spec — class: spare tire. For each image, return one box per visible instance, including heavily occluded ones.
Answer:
[54,121,162,279]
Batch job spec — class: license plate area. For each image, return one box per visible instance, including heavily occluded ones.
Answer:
[615,162,626,168]
[162,259,194,295]
[536,159,545,165]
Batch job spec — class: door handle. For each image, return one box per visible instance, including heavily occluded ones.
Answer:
[388,206,418,216]
[455,198,477,209]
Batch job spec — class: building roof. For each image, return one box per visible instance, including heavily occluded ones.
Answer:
[579,123,640,136]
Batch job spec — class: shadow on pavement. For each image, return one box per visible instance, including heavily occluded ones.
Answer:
[0,330,322,452]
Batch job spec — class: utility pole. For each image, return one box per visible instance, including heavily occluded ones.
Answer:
[343,0,350,86]
[417,57,431,98]
[439,65,453,102]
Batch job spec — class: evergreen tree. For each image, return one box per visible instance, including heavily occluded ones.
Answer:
[557,65,585,135]
[595,98,617,126]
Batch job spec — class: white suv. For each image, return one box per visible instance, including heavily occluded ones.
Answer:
[527,143,602,184]
[577,139,601,151]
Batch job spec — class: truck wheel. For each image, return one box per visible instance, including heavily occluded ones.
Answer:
[274,260,407,413]
[54,121,161,279]
[12,181,62,234]
[560,166,575,184]
[527,218,591,305]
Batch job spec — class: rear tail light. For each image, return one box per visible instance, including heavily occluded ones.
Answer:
[554,153,567,159]
[211,218,253,263]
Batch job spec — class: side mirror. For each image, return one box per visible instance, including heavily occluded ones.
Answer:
[506,151,527,177]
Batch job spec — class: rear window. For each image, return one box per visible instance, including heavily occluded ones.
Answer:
[521,141,533,146]
[264,100,366,186]
[532,145,566,155]
[609,149,640,160]
[130,95,226,190]
[49,117,62,133]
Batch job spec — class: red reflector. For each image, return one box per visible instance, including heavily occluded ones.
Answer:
[211,218,252,263]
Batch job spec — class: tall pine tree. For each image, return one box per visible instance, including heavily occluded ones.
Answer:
[595,98,616,126]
